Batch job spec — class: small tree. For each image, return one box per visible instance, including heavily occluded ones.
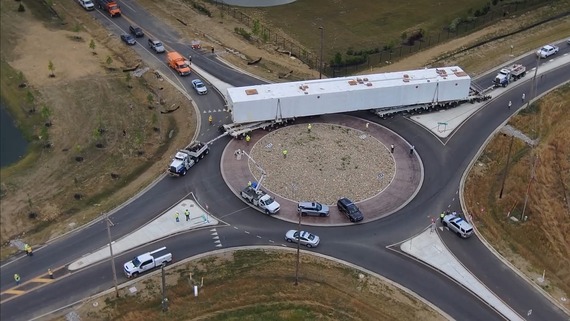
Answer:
[89,39,96,54]
[106,56,113,65]
[147,93,154,108]
[48,60,55,77]
[17,3,25,12]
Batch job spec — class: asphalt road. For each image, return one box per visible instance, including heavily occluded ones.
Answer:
[1,3,569,320]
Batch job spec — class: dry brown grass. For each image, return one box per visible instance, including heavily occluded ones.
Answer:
[0,0,196,255]
[464,84,570,302]
[68,250,445,321]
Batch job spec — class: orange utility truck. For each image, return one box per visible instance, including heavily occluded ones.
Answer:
[96,0,121,17]
[167,51,191,76]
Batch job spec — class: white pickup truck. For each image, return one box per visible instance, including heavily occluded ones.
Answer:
[123,247,172,278]
[240,186,280,214]
[78,0,95,10]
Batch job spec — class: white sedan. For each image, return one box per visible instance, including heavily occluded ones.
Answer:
[285,230,320,248]
[191,79,208,95]
[536,45,559,58]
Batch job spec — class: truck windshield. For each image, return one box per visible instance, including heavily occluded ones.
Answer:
[132,257,141,267]
[265,198,275,205]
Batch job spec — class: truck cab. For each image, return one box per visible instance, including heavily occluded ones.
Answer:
[168,151,196,176]
[167,52,191,76]
[240,186,280,214]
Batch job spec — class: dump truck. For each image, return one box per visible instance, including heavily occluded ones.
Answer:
[123,247,172,278]
[493,64,526,87]
[96,0,121,16]
[167,142,209,176]
[220,66,490,138]
[167,51,191,76]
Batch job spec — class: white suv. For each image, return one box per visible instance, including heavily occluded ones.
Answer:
[442,213,473,238]
[536,45,559,58]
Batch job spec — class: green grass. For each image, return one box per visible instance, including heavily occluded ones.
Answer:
[241,0,551,60]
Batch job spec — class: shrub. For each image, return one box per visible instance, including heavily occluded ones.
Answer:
[17,3,25,12]
[192,2,212,17]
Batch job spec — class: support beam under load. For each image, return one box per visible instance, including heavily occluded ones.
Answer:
[227,66,472,124]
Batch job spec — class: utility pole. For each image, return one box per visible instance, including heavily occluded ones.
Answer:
[526,54,540,110]
[499,135,515,199]
[319,26,324,79]
[161,265,169,312]
[521,154,539,221]
[292,183,301,286]
[105,212,119,297]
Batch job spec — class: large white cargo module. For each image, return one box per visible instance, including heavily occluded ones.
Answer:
[227,66,472,124]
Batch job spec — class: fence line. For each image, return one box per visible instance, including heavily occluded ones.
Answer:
[212,0,558,77]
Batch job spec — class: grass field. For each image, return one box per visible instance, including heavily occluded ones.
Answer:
[69,250,445,321]
[464,84,570,301]
[238,0,559,65]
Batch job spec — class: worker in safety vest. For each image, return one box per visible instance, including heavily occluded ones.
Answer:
[440,212,445,222]
[14,274,21,285]
[24,244,33,256]
[208,115,213,125]
[245,135,251,144]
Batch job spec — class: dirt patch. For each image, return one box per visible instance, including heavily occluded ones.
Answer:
[70,249,446,321]
[464,84,570,306]
[0,1,196,253]
[249,123,394,204]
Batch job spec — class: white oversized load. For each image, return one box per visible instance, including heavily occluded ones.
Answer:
[227,66,472,124]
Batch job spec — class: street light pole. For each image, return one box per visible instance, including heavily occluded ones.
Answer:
[319,26,324,79]
[106,212,119,297]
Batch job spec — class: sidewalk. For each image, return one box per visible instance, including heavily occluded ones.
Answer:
[401,228,525,321]
[411,54,570,138]
[68,199,218,271]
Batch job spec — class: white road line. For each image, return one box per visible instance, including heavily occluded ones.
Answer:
[244,231,250,234]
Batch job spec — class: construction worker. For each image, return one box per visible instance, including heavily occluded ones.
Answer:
[185,209,190,221]
[307,123,312,133]
[175,212,180,222]
[521,93,525,102]
[245,134,251,144]
[248,181,252,187]
[282,149,288,159]
[24,244,33,256]
[440,211,445,222]
[208,115,213,125]
[48,268,54,279]
[14,273,21,285]
[508,100,512,109]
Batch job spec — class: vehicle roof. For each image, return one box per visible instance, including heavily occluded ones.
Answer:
[298,201,318,208]
[450,217,473,229]
[137,253,152,261]
[338,197,353,205]
[540,45,554,50]
[227,66,469,104]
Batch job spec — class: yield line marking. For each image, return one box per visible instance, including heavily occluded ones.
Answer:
[3,289,25,295]
[31,278,55,283]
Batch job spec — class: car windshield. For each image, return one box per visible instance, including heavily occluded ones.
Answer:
[196,83,204,88]
[132,257,141,267]
[315,203,322,211]
[307,234,315,241]
[156,42,163,47]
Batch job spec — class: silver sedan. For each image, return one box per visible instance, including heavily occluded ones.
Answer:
[285,230,320,248]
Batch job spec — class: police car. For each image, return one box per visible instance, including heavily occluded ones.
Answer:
[442,213,473,238]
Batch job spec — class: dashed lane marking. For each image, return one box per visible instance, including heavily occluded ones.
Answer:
[256,235,262,238]
[244,231,250,234]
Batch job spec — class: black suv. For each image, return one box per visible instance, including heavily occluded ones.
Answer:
[129,26,144,38]
[337,197,364,222]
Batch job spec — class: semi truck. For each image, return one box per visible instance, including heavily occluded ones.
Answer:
[493,64,526,87]
[167,51,191,76]
[168,142,209,176]
[221,66,490,138]
[123,247,172,278]
[240,186,281,214]
[96,0,121,17]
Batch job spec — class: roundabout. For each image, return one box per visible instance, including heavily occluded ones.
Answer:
[221,114,424,225]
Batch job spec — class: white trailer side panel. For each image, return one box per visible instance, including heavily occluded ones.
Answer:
[227,66,471,124]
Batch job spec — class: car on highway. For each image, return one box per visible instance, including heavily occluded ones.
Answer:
[120,34,136,46]
[129,25,144,38]
[297,201,329,217]
[536,44,559,58]
[285,230,320,248]
[337,197,364,222]
[442,213,473,238]
[191,79,208,95]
